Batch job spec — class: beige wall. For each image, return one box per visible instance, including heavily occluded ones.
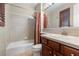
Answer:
[35,3,41,13]
[73,4,79,27]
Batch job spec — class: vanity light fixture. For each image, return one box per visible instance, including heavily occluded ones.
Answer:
[43,3,54,11]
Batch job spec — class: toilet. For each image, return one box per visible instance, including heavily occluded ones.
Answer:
[32,44,42,56]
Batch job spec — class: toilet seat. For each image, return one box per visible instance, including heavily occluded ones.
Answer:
[33,44,42,49]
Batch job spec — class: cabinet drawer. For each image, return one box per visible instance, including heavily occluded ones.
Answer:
[48,40,60,51]
[61,45,79,56]
[41,37,48,44]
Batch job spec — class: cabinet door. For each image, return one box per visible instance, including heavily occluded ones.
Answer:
[48,40,60,51]
[61,45,79,56]
[42,45,53,56]
[53,51,63,56]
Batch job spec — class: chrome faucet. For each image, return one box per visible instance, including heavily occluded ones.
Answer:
[61,29,68,35]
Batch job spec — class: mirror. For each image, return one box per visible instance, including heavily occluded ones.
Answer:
[43,3,79,28]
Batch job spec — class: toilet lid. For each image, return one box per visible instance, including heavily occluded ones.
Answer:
[32,44,42,48]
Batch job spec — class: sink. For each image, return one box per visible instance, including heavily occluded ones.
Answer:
[43,33,72,40]
[42,33,79,41]
[45,33,64,38]
[43,33,65,38]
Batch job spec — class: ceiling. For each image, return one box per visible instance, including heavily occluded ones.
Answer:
[10,3,38,10]
[43,3,75,12]
[43,3,65,11]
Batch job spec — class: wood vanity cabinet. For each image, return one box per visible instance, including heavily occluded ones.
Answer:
[41,37,79,56]
[41,37,63,56]
[42,37,53,56]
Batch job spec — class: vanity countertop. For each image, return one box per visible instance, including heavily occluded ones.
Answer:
[41,32,79,49]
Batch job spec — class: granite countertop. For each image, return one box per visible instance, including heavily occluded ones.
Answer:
[41,32,79,49]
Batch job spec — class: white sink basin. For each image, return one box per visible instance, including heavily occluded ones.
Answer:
[43,33,66,39]
[44,33,79,43]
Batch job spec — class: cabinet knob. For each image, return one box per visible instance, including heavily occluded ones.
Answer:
[49,51,52,54]
[70,54,74,56]
[54,54,56,56]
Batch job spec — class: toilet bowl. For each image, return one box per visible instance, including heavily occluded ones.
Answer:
[32,44,42,56]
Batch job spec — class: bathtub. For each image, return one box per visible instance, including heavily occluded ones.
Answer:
[6,40,34,56]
